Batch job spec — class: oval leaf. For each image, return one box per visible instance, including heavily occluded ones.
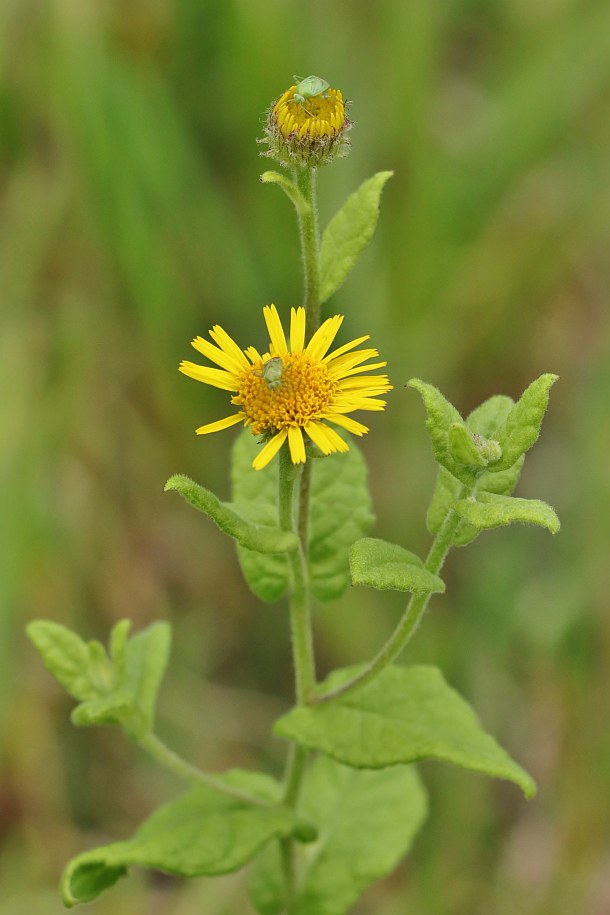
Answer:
[27,621,101,703]
[165,474,298,555]
[492,374,558,472]
[249,757,427,915]
[231,432,374,602]
[350,538,444,594]
[275,665,535,798]
[453,492,560,535]
[407,378,474,483]
[62,771,295,907]
[319,171,393,303]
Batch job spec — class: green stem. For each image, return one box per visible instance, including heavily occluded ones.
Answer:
[277,165,321,914]
[278,447,316,704]
[293,167,321,336]
[277,448,316,914]
[138,732,268,806]
[314,482,476,704]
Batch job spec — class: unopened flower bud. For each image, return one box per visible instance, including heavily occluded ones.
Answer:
[260,76,352,168]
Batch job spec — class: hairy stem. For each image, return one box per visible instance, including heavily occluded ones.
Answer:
[278,448,316,704]
[278,165,321,913]
[314,481,476,704]
[138,732,268,806]
[293,166,321,336]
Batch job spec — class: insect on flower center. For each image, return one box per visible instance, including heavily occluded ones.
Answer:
[273,85,346,141]
[232,353,337,435]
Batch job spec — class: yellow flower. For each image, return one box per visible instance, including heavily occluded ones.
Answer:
[260,80,351,168]
[180,305,392,471]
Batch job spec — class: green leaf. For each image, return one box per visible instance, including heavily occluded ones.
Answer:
[231,431,374,602]
[26,621,99,702]
[275,665,535,798]
[165,474,298,555]
[408,378,473,483]
[260,170,310,216]
[426,456,525,547]
[492,374,558,472]
[453,492,560,535]
[62,770,295,907]
[350,538,444,594]
[448,423,488,467]
[319,171,393,303]
[119,621,172,737]
[466,395,515,437]
[29,619,171,739]
[109,619,131,682]
[426,393,526,546]
[250,758,427,915]
[71,693,133,728]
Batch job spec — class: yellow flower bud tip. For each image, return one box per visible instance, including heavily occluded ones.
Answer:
[259,78,352,169]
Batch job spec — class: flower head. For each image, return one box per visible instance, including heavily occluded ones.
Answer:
[260,77,351,168]
[180,306,391,470]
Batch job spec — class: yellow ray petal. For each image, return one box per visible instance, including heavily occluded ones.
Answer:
[326,349,381,378]
[323,335,370,363]
[190,336,245,375]
[245,346,262,364]
[208,325,249,369]
[179,361,238,391]
[320,424,349,452]
[306,314,344,361]
[263,304,288,355]
[332,396,388,412]
[196,413,246,435]
[290,307,306,353]
[335,361,389,380]
[304,420,336,454]
[337,374,391,388]
[252,429,288,471]
[322,413,369,436]
[288,425,306,464]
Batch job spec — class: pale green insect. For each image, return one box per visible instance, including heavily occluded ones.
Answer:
[292,75,331,108]
[259,356,284,390]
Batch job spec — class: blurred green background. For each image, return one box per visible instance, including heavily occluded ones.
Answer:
[3,0,610,912]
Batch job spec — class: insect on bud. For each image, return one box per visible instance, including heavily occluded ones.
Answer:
[259,75,352,168]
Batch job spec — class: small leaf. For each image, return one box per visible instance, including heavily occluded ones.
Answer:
[27,621,98,702]
[165,474,298,555]
[492,374,558,472]
[453,492,560,535]
[350,538,444,594]
[120,621,172,737]
[62,770,295,907]
[231,431,374,603]
[71,694,133,728]
[30,619,171,740]
[466,395,514,437]
[448,423,487,467]
[426,458,525,547]
[275,665,535,798]
[260,171,310,215]
[109,619,131,683]
[250,758,427,915]
[408,379,473,483]
[319,171,393,303]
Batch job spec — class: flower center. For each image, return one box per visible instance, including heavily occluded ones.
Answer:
[232,353,337,434]
[273,87,346,141]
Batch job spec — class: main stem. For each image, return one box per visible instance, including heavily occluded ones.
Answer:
[314,481,476,704]
[294,166,321,337]
[293,165,321,554]
[278,166,321,913]
[278,447,316,705]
